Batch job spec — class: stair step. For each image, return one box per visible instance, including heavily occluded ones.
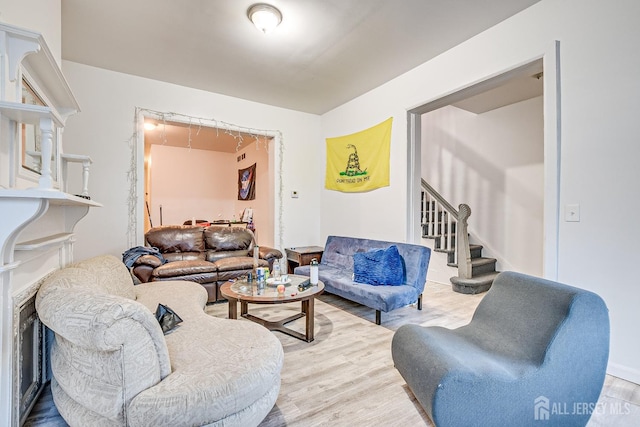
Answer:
[426,241,483,253]
[446,245,485,266]
[422,229,456,242]
[469,246,483,261]
[421,219,457,230]
[471,257,497,276]
[450,271,500,294]
[448,257,496,273]
[423,233,456,240]
[423,234,457,251]
[471,256,493,264]
[434,248,455,254]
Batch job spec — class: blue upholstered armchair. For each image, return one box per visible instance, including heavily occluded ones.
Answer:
[391,271,610,427]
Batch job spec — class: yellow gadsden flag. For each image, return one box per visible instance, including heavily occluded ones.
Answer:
[325,117,393,192]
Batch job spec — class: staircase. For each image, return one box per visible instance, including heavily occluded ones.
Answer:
[421,180,499,294]
[448,246,499,294]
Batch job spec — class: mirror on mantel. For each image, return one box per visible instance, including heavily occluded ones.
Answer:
[20,77,58,180]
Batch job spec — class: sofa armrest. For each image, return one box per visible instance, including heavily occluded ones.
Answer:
[259,246,283,271]
[134,254,163,268]
[259,246,282,261]
[37,288,171,376]
[38,289,173,421]
[132,256,162,283]
[132,264,153,283]
[36,286,174,420]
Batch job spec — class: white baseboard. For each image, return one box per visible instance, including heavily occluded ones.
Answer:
[607,362,640,385]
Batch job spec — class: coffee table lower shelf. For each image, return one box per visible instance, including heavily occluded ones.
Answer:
[238,300,313,342]
[220,276,324,343]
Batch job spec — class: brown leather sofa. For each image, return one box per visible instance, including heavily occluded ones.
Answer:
[132,225,282,302]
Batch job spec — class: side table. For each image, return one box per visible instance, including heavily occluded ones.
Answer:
[285,246,324,274]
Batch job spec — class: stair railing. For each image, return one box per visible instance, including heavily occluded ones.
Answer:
[421,179,472,279]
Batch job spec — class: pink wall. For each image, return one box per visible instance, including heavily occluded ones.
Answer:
[149,145,235,225]
[235,141,272,245]
[148,141,273,245]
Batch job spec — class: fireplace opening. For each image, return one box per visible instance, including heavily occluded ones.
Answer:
[16,294,46,425]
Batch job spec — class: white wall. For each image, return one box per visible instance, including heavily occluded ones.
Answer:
[148,145,236,226]
[148,142,272,244]
[0,0,61,65]
[321,0,640,383]
[61,62,323,256]
[422,98,544,277]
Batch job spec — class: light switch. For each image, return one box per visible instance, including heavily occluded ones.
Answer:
[565,204,580,222]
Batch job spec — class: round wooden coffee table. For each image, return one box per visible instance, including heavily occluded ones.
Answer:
[219,274,324,342]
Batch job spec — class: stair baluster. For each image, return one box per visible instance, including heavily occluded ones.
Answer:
[444,209,455,265]
[421,179,472,280]
[421,179,497,293]
[457,204,472,279]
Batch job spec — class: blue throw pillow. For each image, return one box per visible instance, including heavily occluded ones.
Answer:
[353,245,405,286]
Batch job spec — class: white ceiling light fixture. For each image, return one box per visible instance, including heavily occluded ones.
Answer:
[247,3,282,34]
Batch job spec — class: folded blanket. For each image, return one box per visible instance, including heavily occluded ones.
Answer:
[122,246,166,268]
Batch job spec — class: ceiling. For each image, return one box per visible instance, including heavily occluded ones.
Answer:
[144,59,543,154]
[143,119,268,154]
[61,0,543,115]
[452,66,543,114]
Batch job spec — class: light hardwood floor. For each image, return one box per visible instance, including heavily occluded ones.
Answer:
[25,281,640,426]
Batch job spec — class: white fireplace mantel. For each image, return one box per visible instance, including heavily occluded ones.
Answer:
[0,23,100,426]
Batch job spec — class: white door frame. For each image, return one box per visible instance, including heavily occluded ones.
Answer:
[406,41,561,280]
[130,108,284,251]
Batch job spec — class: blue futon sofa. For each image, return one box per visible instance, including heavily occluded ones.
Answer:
[294,235,431,325]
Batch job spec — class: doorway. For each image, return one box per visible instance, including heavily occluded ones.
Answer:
[131,109,284,249]
[406,42,561,280]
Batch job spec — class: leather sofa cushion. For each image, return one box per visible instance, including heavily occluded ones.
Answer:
[214,256,267,272]
[153,260,216,279]
[146,226,205,253]
[205,226,253,252]
[206,250,252,262]
[164,252,205,262]
[153,272,218,284]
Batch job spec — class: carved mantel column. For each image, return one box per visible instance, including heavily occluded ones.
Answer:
[37,117,55,189]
